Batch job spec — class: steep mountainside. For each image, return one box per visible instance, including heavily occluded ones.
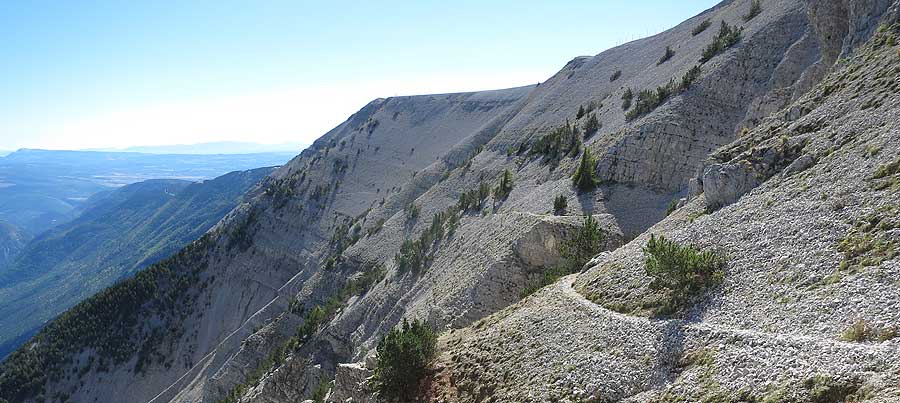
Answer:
[437,17,900,401]
[0,221,29,269]
[0,167,273,361]
[1,0,898,402]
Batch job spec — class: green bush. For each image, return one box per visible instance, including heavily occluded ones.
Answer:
[528,120,581,162]
[576,105,586,119]
[643,234,726,313]
[700,21,743,64]
[371,319,437,402]
[743,0,762,22]
[658,46,675,65]
[560,214,607,269]
[553,195,567,215]
[493,169,514,200]
[396,239,427,274]
[610,70,622,82]
[458,181,490,212]
[572,148,599,192]
[625,65,702,121]
[583,113,600,138]
[405,203,420,221]
[692,19,712,36]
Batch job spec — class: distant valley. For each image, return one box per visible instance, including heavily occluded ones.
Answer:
[0,166,273,359]
[0,148,295,235]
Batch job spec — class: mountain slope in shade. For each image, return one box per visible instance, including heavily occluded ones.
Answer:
[0,221,29,269]
[0,167,274,360]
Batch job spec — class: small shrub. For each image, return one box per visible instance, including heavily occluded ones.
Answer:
[582,113,600,138]
[743,0,762,22]
[528,120,581,162]
[560,214,607,269]
[692,19,712,36]
[576,105,586,119]
[371,319,437,402]
[396,239,427,274]
[610,70,622,82]
[311,380,330,403]
[873,157,900,178]
[643,235,726,313]
[625,65,702,121]
[700,21,743,64]
[405,203,420,222]
[841,319,898,342]
[553,195,568,215]
[572,148,599,192]
[804,374,861,403]
[458,181,490,212]
[658,46,675,65]
[679,65,702,91]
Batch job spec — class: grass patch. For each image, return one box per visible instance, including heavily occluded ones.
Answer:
[840,319,897,343]
[836,205,898,273]
[871,157,900,190]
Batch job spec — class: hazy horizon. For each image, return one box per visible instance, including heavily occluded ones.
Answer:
[1,1,718,151]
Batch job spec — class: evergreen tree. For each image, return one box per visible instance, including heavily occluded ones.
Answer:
[583,113,600,138]
[553,195,568,215]
[493,169,514,200]
[370,319,437,402]
[572,148,599,192]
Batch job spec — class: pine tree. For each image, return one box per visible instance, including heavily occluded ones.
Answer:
[493,169,514,200]
[583,113,600,138]
[572,148,598,192]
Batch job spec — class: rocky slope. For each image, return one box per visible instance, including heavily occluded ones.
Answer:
[1,0,898,402]
[435,10,900,401]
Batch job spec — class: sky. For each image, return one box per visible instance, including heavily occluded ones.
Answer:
[0,0,720,151]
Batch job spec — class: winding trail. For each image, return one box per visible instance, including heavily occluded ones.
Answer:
[558,275,897,354]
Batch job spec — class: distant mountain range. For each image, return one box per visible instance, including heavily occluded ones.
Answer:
[0,148,296,235]
[0,166,273,359]
[86,141,307,155]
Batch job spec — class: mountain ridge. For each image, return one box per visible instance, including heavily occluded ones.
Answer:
[1,0,898,402]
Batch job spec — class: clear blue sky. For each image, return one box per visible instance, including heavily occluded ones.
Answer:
[0,0,719,151]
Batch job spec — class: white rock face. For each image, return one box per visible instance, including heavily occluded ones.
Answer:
[327,363,373,403]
